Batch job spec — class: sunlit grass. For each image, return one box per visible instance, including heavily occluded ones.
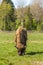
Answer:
[0,31,43,65]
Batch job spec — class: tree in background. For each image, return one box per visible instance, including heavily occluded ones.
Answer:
[30,0,43,31]
[15,0,27,28]
[15,0,37,30]
[0,0,16,30]
[0,0,43,31]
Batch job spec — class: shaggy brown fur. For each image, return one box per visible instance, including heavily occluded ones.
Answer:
[15,26,27,55]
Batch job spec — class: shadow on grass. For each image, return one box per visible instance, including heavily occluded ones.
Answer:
[26,51,43,55]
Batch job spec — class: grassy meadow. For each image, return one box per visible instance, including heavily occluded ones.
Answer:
[0,31,43,65]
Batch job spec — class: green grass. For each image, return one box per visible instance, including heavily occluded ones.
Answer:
[0,31,43,65]
[28,31,43,41]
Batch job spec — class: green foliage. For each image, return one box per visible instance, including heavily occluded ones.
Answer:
[0,0,43,31]
[32,19,37,30]
[24,16,37,30]
[0,0,16,31]
[37,22,43,31]
[15,19,21,30]
[24,16,31,30]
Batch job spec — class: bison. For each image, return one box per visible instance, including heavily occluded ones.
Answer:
[15,26,27,56]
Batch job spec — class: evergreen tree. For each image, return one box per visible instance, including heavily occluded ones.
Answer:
[0,0,16,30]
